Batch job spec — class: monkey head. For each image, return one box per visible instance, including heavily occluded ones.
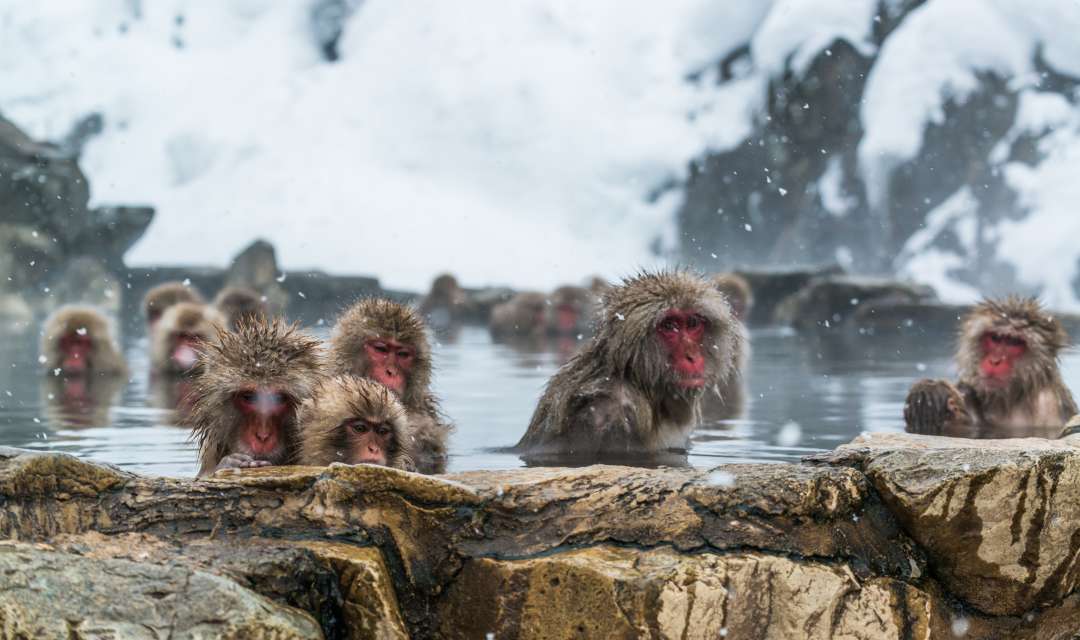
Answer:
[711,273,753,322]
[41,306,127,377]
[957,296,1068,396]
[599,271,740,397]
[548,285,595,336]
[299,376,413,469]
[187,318,323,469]
[213,286,268,330]
[143,281,204,329]
[153,303,226,374]
[329,298,432,407]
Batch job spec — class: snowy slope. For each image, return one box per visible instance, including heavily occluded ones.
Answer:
[0,1,764,291]
[3,0,1080,304]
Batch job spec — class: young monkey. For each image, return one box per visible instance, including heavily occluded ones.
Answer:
[328,298,452,473]
[41,306,127,377]
[299,376,415,471]
[905,296,1077,438]
[186,317,323,477]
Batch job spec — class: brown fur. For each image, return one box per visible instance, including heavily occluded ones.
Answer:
[489,291,547,338]
[143,281,204,322]
[419,274,467,318]
[905,296,1077,437]
[548,285,597,337]
[711,273,753,322]
[298,375,414,471]
[516,270,742,456]
[40,306,127,376]
[328,298,452,470]
[186,317,324,477]
[151,302,227,374]
[214,286,268,330]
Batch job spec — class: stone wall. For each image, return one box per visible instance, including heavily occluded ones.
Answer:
[2,433,1080,638]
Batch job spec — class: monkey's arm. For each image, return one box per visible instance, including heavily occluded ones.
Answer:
[565,390,645,453]
[903,379,974,436]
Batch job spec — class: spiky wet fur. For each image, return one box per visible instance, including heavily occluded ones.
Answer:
[517,270,741,454]
[41,306,127,376]
[143,281,204,319]
[186,317,323,476]
[956,296,1077,423]
[298,375,413,471]
[151,303,227,374]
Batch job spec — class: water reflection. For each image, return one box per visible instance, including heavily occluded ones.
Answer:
[4,321,1078,477]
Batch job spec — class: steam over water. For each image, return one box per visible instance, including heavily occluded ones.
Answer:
[3,324,1079,477]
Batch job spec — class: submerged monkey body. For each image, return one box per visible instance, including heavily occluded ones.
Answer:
[517,271,740,458]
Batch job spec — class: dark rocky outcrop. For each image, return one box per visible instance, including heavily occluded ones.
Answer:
[4,435,1080,637]
[0,114,153,321]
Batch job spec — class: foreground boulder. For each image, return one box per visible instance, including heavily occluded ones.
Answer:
[2,437,1080,638]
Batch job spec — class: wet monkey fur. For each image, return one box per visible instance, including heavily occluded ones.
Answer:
[186,317,323,477]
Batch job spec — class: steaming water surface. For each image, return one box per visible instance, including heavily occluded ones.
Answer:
[3,324,1075,477]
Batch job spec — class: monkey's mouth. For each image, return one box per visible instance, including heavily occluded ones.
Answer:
[677,375,706,389]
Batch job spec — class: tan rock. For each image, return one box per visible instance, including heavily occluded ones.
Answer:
[438,546,949,639]
[823,432,1080,616]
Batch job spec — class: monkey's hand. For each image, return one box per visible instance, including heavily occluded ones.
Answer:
[214,453,272,474]
[903,379,971,436]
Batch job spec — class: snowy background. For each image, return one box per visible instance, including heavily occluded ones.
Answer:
[3,0,1080,306]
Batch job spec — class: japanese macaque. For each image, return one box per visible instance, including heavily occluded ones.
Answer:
[143,281,204,331]
[39,307,127,428]
[489,292,547,339]
[904,297,1078,438]
[299,376,414,470]
[213,286,268,330]
[419,273,468,332]
[41,307,127,377]
[516,271,742,459]
[547,285,595,338]
[711,273,753,323]
[186,318,323,477]
[152,303,227,375]
[328,298,452,473]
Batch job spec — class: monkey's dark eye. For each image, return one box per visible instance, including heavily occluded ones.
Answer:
[397,350,412,360]
[989,334,1003,344]
[350,421,369,434]
[659,319,679,332]
[237,391,256,404]
[686,315,708,329]
[373,343,390,354]
[374,424,391,436]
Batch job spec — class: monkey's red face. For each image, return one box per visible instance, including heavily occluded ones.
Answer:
[344,419,394,466]
[657,310,709,388]
[170,332,202,371]
[363,339,414,395]
[556,304,579,333]
[232,387,291,461]
[979,331,1027,385]
[58,332,94,374]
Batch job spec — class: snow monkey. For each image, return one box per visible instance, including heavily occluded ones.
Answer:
[186,317,323,477]
[328,298,451,473]
[41,306,127,377]
[151,302,226,375]
[547,285,596,338]
[711,272,753,323]
[143,281,204,331]
[904,296,1077,438]
[489,291,548,339]
[299,376,415,471]
[516,270,742,458]
[213,286,268,330]
[419,273,468,331]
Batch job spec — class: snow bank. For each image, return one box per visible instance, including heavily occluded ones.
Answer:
[0,1,760,291]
